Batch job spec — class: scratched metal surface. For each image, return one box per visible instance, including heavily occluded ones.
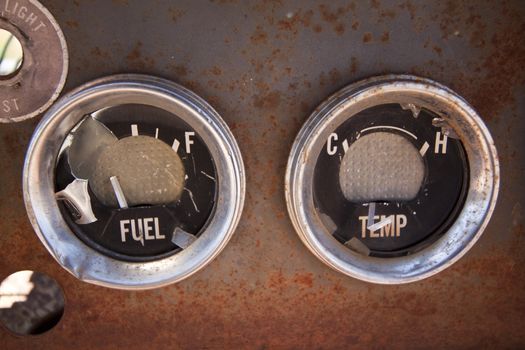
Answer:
[0,0,524,348]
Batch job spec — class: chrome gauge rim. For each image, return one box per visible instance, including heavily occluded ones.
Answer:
[285,75,499,284]
[23,74,245,289]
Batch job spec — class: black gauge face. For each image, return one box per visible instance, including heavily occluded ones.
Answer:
[55,104,217,261]
[313,104,469,257]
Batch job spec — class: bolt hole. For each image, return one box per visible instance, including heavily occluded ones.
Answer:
[0,271,65,335]
[0,28,24,78]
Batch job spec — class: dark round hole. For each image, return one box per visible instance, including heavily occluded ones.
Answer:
[0,271,64,335]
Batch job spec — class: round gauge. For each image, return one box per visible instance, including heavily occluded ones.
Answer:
[24,75,245,289]
[286,75,499,284]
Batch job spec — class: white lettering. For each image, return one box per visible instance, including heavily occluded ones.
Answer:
[380,215,395,237]
[327,133,338,155]
[143,218,154,240]
[396,215,407,237]
[434,131,448,154]
[18,6,27,19]
[359,214,408,239]
[2,99,19,113]
[119,217,165,244]
[154,217,165,239]
[120,220,130,242]
[185,131,195,154]
[4,1,45,32]
[34,22,46,32]
[25,11,37,26]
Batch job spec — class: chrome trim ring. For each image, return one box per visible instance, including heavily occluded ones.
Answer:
[285,75,499,284]
[23,74,245,290]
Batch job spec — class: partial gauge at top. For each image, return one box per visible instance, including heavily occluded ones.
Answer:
[286,75,499,284]
[0,0,68,123]
[24,75,245,289]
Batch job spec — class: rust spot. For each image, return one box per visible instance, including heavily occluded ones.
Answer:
[250,26,268,45]
[399,0,417,20]
[313,24,323,33]
[293,273,314,288]
[329,68,341,84]
[349,56,358,74]
[169,64,188,77]
[335,23,345,35]
[209,66,223,76]
[168,7,186,23]
[351,20,359,30]
[267,270,285,288]
[126,41,155,69]
[381,31,390,43]
[126,41,142,61]
[362,32,373,43]
[318,3,355,35]
[276,9,314,35]
[65,20,79,29]
[90,47,110,59]
[253,91,281,110]
[370,0,398,21]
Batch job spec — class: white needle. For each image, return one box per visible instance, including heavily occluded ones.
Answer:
[368,215,394,232]
[110,176,128,208]
[366,202,376,230]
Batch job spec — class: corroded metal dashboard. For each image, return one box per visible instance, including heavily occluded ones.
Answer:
[0,0,524,348]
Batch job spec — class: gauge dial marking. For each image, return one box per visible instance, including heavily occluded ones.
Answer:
[131,124,139,136]
[172,139,180,152]
[361,125,418,140]
[419,141,430,156]
[342,139,349,153]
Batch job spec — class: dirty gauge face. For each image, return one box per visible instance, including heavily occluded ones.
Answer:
[55,105,217,261]
[314,104,468,258]
[24,75,245,289]
[286,75,499,284]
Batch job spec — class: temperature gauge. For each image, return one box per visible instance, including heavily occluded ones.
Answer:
[24,75,245,289]
[286,75,499,284]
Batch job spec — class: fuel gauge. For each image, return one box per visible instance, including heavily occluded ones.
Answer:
[24,75,245,289]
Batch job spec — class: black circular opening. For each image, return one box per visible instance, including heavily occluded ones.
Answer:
[0,271,64,335]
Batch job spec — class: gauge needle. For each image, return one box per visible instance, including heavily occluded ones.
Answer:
[366,202,376,229]
[368,216,394,232]
[110,176,128,209]
[366,202,394,232]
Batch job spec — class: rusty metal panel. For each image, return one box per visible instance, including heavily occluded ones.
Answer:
[1,0,524,348]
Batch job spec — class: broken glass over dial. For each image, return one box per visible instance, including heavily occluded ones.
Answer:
[55,104,217,261]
